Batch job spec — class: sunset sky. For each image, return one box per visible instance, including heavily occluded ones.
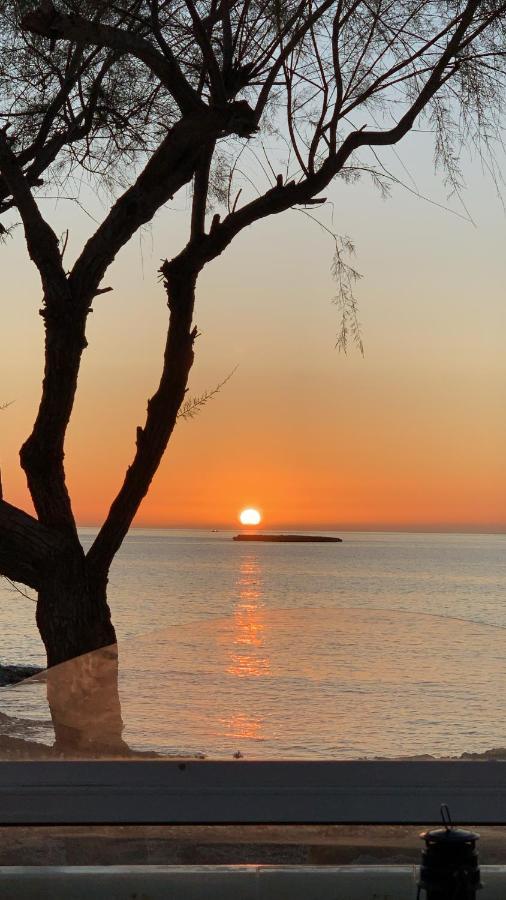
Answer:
[1,132,505,531]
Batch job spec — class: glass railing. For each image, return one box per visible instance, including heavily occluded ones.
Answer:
[1,605,505,761]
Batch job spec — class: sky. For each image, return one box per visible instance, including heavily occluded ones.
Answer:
[1,132,505,531]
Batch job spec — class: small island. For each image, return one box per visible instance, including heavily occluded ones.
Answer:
[233,534,342,543]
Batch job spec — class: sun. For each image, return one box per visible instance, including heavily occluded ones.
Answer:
[239,508,262,526]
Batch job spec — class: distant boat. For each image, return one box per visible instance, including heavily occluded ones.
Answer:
[233,534,342,543]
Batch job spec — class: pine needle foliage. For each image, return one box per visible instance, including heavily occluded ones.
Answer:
[177,368,238,421]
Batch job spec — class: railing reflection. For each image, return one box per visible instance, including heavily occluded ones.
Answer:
[2,603,506,761]
[0,645,131,758]
[46,644,127,755]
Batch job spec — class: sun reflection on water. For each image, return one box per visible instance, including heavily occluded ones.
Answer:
[226,553,271,678]
[218,711,264,742]
[217,552,271,746]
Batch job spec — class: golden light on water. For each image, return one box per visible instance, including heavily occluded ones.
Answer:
[239,508,262,526]
[225,553,271,683]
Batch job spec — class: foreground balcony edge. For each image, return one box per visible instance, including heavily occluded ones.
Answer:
[2,760,506,825]
[1,867,506,900]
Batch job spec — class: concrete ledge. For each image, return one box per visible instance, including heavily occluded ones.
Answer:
[0,866,505,899]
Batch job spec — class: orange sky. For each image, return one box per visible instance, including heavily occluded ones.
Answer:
[1,137,505,531]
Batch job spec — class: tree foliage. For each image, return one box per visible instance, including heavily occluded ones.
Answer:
[0,0,504,668]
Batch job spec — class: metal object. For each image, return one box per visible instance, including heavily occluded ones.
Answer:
[418,804,482,899]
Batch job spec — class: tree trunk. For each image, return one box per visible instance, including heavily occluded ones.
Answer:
[37,547,116,667]
[36,545,126,753]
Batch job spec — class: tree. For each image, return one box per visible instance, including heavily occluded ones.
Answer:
[0,0,504,682]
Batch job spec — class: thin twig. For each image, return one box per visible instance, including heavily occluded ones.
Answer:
[177,366,238,420]
[0,577,37,603]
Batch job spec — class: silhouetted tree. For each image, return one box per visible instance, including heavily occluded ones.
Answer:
[0,0,504,681]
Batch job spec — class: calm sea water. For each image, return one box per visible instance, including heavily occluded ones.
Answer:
[1,529,505,758]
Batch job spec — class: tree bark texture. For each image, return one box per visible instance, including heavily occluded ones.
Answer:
[0,499,65,589]
[37,546,122,751]
[36,549,116,668]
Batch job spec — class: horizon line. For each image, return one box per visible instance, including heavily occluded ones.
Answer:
[76,522,506,535]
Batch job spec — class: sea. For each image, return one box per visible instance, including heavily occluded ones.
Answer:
[1,529,505,760]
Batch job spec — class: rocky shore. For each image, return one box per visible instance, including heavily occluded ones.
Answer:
[0,664,43,687]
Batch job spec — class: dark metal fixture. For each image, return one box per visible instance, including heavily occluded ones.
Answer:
[418,804,482,899]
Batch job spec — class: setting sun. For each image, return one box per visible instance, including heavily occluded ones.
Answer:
[239,508,262,526]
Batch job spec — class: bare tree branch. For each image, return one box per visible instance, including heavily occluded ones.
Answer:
[0,129,67,299]
[87,264,199,574]
[0,499,66,591]
[22,2,202,113]
[1,0,503,666]
[68,102,257,306]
